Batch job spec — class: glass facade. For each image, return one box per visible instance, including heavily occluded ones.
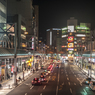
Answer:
[0,1,6,23]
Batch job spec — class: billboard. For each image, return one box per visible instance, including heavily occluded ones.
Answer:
[68,26,74,32]
[68,51,73,54]
[32,37,34,49]
[68,48,74,51]
[68,43,74,48]
[68,36,74,42]
[50,31,52,45]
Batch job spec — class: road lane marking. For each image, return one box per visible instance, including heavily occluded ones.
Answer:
[62,82,64,85]
[25,93,27,95]
[43,85,46,90]
[49,76,51,78]
[83,89,87,94]
[80,83,82,86]
[46,80,49,83]
[77,78,79,80]
[66,74,68,76]
[59,88,62,90]
[74,83,76,85]
[68,82,70,85]
[30,86,34,90]
[56,86,58,95]
[70,88,72,93]
[58,73,59,83]
[74,75,76,77]
[40,93,42,95]
[67,77,69,80]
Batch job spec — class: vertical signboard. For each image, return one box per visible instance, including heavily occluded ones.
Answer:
[50,31,52,45]
[0,67,1,75]
[68,36,74,42]
[32,37,34,49]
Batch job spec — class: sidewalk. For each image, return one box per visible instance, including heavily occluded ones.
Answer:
[0,60,49,95]
[0,70,32,95]
[75,64,95,79]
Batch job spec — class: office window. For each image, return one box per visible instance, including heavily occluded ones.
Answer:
[0,2,6,14]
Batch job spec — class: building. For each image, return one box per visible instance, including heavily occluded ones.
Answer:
[7,14,27,49]
[0,0,40,81]
[7,0,33,38]
[46,17,91,60]
[46,28,62,54]
[33,5,39,47]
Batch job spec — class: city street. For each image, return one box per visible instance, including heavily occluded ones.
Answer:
[7,62,95,95]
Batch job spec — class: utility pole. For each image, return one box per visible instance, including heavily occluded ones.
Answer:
[33,16,36,70]
[89,30,92,77]
[81,39,83,69]
[14,23,17,85]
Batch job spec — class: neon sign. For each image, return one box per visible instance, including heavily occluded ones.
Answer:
[68,36,74,42]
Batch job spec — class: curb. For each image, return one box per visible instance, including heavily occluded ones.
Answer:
[76,64,95,79]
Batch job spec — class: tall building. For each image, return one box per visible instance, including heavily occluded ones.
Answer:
[46,28,62,53]
[7,0,34,49]
[33,5,39,46]
[0,0,7,47]
[7,0,33,34]
[46,17,91,60]
[0,0,7,23]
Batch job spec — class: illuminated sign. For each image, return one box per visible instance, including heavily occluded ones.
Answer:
[68,48,74,51]
[75,34,86,37]
[62,35,68,38]
[62,27,67,30]
[68,26,74,32]
[62,46,67,48]
[32,37,34,49]
[68,51,73,54]
[68,36,74,42]
[68,43,74,48]
[70,33,72,35]
[50,31,52,45]
[74,49,77,51]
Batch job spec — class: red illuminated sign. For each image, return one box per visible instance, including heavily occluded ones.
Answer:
[68,36,74,42]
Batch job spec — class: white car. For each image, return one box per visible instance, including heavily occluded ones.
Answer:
[89,80,95,90]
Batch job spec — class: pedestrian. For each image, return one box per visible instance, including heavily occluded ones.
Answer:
[19,76,22,81]
[2,74,4,80]
[0,83,2,88]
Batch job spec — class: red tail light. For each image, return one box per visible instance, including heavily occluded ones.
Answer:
[38,81,40,82]
[44,79,46,80]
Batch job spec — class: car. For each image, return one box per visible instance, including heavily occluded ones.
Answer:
[40,75,47,82]
[56,65,59,68]
[84,77,91,84]
[89,80,95,90]
[32,78,42,85]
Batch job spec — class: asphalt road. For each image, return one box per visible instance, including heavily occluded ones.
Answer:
[7,62,95,95]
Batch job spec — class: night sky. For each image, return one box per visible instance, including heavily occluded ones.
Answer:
[33,0,95,43]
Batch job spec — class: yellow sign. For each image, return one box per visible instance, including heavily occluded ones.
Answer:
[68,43,74,48]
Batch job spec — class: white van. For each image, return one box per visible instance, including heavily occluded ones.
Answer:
[89,80,95,90]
